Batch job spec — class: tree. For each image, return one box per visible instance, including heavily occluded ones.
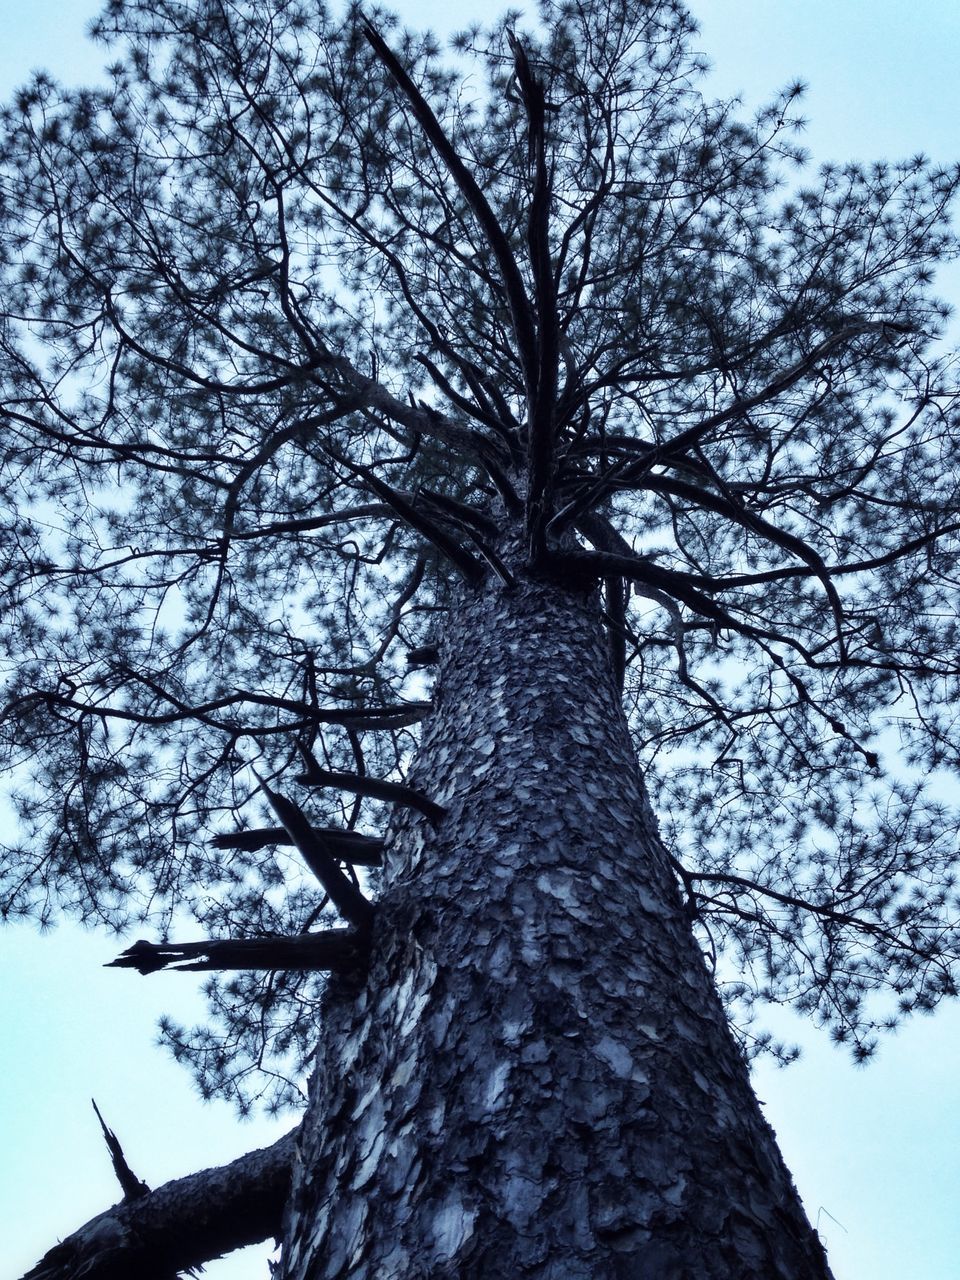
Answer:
[3,0,959,1274]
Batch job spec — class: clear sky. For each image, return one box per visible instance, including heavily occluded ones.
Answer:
[2,3,959,1278]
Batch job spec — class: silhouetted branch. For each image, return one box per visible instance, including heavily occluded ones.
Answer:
[310,701,434,730]
[91,1101,150,1203]
[21,1129,297,1280]
[258,779,375,930]
[107,930,369,975]
[687,865,951,963]
[640,472,848,660]
[296,746,447,823]
[416,487,501,538]
[548,320,913,534]
[334,454,486,583]
[361,20,537,397]
[508,31,560,562]
[211,826,384,866]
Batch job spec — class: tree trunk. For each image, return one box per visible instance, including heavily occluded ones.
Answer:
[279,568,833,1279]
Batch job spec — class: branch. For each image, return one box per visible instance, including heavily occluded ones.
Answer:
[688,866,945,962]
[306,700,433,730]
[414,352,520,449]
[640,472,848,660]
[331,453,486,583]
[507,31,560,561]
[91,1101,150,1203]
[415,487,501,538]
[544,546,760,641]
[548,320,910,534]
[603,575,627,692]
[21,1129,297,1280]
[656,321,911,460]
[415,488,516,586]
[106,929,369,974]
[258,779,375,931]
[361,20,537,399]
[406,644,440,668]
[296,746,447,824]
[211,826,384,866]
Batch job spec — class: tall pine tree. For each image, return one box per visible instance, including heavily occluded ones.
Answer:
[3,1,959,1275]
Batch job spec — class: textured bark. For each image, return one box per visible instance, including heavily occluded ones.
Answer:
[279,570,834,1279]
[21,1129,296,1280]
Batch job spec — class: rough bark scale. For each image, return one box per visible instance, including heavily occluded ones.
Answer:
[280,569,833,1279]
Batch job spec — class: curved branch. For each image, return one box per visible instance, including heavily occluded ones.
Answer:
[548,319,912,534]
[641,472,848,660]
[689,867,948,963]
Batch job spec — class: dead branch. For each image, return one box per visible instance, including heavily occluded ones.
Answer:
[106,929,369,975]
[91,1101,150,1203]
[258,780,375,931]
[21,1129,297,1280]
[211,826,384,866]
[296,746,447,824]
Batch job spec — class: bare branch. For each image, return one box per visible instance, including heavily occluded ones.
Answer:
[258,779,375,931]
[211,827,384,866]
[361,20,538,399]
[21,1130,296,1280]
[90,1101,150,1203]
[296,746,447,824]
[106,930,369,974]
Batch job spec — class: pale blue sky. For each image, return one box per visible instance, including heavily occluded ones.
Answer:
[2,4,959,1278]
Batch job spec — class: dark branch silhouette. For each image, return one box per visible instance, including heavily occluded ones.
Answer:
[211,827,384,866]
[258,778,375,931]
[22,1130,296,1280]
[91,1100,150,1203]
[107,931,369,975]
[295,747,447,824]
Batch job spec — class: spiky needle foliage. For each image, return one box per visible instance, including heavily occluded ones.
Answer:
[1,0,959,1110]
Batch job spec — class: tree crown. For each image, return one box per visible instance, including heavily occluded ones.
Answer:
[2,0,959,1109]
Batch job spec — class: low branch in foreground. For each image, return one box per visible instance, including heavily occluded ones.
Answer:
[22,1129,297,1280]
[107,929,369,975]
[211,825,385,865]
